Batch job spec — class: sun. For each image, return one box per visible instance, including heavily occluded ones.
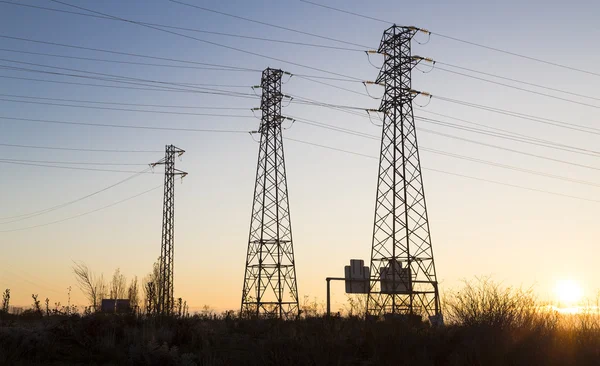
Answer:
[554,279,583,305]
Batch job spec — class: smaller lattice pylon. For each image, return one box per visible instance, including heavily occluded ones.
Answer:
[151,145,187,316]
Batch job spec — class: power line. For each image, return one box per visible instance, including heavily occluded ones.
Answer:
[0,158,146,166]
[0,74,258,97]
[0,60,254,93]
[0,47,260,73]
[290,74,375,98]
[0,1,364,52]
[418,127,600,172]
[419,147,600,188]
[0,185,163,233]
[290,95,373,111]
[0,116,255,133]
[414,110,600,156]
[0,71,368,98]
[0,38,371,87]
[289,115,600,188]
[0,93,253,110]
[299,0,600,78]
[0,160,159,174]
[0,97,255,117]
[284,136,600,204]
[415,116,600,158]
[0,64,261,100]
[0,167,153,222]
[426,168,600,204]
[0,142,161,153]
[434,66,600,110]
[417,109,540,140]
[432,95,600,135]
[0,59,260,96]
[1,268,65,295]
[292,74,367,83]
[430,32,600,78]
[167,0,370,49]
[432,60,600,103]
[0,65,256,98]
[289,115,378,139]
[290,92,600,158]
[0,34,260,71]
[288,96,600,159]
[48,0,364,81]
[299,0,391,25]
[290,94,600,158]
[285,136,377,159]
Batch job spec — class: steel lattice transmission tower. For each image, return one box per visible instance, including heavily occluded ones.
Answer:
[152,145,187,316]
[241,68,299,319]
[367,25,442,322]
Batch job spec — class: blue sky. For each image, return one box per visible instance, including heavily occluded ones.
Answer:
[1,0,600,311]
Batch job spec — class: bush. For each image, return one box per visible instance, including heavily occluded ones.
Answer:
[443,277,539,330]
[0,280,599,365]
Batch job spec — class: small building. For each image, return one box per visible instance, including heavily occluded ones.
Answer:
[101,299,131,313]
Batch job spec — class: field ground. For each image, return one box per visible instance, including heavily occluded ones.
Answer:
[2,280,599,365]
[1,311,599,366]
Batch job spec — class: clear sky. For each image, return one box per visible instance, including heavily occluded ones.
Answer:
[1,0,599,312]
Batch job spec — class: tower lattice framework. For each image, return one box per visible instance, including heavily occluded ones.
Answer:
[241,68,299,319]
[367,26,441,320]
[152,145,187,316]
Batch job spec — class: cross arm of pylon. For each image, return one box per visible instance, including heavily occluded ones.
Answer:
[411,89,432,98]
[173,168,188,179]
[412,56,435,64]
[413,26,430,33]
[149,159,166,168]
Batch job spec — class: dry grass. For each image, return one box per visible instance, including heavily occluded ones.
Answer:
[0,280,599,365]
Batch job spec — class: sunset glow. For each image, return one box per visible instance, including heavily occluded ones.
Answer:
[554,279,583,305]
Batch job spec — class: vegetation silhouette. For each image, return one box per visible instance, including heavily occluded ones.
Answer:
[0,278,599,365]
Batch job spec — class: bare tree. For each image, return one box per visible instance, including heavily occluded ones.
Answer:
[73,261,106,311]
[142,258,161,315]
[97,274,107,304]
[110,268,127,299]
[31,294,41,314]
[127,276,140,309]
[1,289,10,313]
[144,281,157,315]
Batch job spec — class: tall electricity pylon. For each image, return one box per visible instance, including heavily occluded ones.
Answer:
[367,25,442,322]
[241,68,299,319]
[152,145,187,316]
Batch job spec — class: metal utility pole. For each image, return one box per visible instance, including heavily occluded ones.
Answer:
[152,145,187,316]
[367,25,442,322]
[241,68,299,319]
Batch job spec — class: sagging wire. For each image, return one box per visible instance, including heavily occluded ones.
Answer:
[251,85,261,97]
[365,50,383,69]
[412,27,432,45]
[412,90,433,108]
[362,80,384,99]
[282,94,294,108]
[249,130,261,143]
[251,107,261,120]
[282,116,296,130]
[413,56,436,74]
[289,73,376,98]
[176,169,188,183]
[416,63,436,74]
[366,109,383,127]
[282,71,293,84]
